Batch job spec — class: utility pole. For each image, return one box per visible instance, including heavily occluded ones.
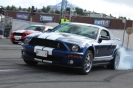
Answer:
[60,0,67,19]
[122,19,126,46]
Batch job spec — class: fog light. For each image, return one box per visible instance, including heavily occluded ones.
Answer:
[69,60,74,64]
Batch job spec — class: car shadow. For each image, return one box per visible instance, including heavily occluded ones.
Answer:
[20,63,109,75]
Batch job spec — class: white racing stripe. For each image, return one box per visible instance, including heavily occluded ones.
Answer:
[27,33,42,37]
[42,47,54,55]
[38,32,63,40]
[38,33,51,39]
[34,46,54,57]
[46,34,63,40]
[34,46,44,52]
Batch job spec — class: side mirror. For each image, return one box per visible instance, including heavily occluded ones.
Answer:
[100,36,109,40]
[98,36,109,43]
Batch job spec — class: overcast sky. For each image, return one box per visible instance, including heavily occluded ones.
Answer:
[1,0,133,20]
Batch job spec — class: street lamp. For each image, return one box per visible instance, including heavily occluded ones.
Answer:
[122,18,126,46]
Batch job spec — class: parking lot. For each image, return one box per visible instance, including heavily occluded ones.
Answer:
[0,39,133,88]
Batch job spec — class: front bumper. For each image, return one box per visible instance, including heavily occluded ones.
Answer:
[21,44,84,68]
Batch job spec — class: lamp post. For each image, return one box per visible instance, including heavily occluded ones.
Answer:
[60,0,67,19]
[122,18,126,46]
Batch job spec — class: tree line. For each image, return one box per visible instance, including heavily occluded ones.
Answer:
[0,5,129,20]
[2,5,84,14]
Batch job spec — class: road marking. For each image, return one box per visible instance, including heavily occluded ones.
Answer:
[0,69,20,72]
[0,69,32,72]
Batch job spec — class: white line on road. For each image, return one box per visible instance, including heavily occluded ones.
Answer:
[0,69,32,72]
[0,69,20,72]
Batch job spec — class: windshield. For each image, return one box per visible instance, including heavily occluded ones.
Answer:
[25,26,44,31]
[52,24,99,39]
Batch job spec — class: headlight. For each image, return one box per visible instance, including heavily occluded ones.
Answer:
[72,45,79,52]
[24,37,32,44]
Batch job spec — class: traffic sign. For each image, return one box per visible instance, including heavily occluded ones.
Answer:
[126,27,133,35]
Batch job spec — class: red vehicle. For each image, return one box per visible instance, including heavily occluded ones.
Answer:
[10,25,53,44]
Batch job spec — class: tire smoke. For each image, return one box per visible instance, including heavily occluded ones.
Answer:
[116,47,133,70]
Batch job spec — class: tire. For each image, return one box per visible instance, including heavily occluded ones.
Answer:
[80,50,93,75]
[12,41,19,44]
[114,52,120,70]
[107,50,120,70]
[23,59,38,66]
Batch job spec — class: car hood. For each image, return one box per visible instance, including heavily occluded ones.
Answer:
[30,32,96,46]
[13,29,40,34]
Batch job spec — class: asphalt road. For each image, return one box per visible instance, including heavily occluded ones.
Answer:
[0,39,133,88]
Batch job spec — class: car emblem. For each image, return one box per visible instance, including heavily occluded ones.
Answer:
[57,43,60,48]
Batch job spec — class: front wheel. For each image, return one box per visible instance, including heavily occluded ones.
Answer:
[80,50,93,75]
[23,59,38,66]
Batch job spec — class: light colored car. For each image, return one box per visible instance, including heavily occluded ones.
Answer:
[10,25,53,44]
[21,22,122,75]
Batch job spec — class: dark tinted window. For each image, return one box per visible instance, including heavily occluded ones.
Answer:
[26,26,44,31]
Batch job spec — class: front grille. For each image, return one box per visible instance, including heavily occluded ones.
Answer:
[36,56,63,62]
[26,51,36,57]
[29,38,66,50]
[14,33,24,36]
[12,38,24,41]
[26,51,63,62]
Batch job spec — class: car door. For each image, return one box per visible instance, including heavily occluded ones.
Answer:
[94,29,112,57]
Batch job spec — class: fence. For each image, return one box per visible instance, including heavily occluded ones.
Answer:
[6,11,133,29]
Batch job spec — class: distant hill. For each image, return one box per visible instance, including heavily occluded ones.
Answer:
[49,0,81,11]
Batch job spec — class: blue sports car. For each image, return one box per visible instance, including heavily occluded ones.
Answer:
[21,22,122,75]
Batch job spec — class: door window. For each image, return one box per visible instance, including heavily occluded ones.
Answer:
[100,30,110,40]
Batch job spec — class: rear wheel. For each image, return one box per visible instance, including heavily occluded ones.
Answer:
[80,50,93,75]
[107,50,120,70]
[23,59,38,66]
[114,52,120,70]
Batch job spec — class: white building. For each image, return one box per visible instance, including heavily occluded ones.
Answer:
[88,13,103,18]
